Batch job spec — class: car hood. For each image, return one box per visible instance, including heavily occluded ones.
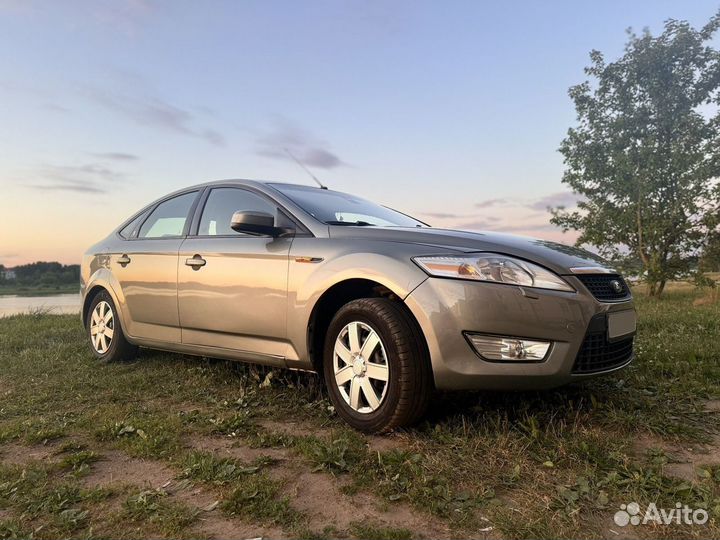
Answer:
[328,226,612,275]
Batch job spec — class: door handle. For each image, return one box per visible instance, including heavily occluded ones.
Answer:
[185,255,206,269]
[117,254,131,266]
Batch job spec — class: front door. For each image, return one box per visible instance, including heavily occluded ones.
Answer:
[114,190,199,343]
[177,187,292,361]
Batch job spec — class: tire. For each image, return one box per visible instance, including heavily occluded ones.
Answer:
[85,290,138,362]
[323,298,432,433]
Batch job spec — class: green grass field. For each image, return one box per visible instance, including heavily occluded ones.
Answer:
[0,290,718,539]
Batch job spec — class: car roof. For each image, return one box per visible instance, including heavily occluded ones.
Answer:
[186,178,324,191]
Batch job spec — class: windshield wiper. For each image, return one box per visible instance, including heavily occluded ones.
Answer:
[325,220,375,226]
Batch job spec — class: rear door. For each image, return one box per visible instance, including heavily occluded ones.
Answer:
[177,186,292,361]
[113,190,200,343]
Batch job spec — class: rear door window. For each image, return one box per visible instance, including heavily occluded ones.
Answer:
[138,191,198,239]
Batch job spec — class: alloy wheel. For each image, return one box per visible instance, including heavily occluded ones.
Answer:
[90,300,114,354]
[333,321,389,413]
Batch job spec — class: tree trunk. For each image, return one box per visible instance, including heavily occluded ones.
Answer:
[657,279,666,297]
[648,280,658,296]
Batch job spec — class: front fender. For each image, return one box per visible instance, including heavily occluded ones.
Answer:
[285,238,441,366]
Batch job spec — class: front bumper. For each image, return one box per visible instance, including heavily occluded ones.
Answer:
[404,276,635,390]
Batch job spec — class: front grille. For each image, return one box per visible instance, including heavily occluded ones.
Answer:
[577,274,631,302]
[572,315,634,374]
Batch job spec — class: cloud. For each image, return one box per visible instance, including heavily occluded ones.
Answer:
[452,217,504,230]
[302,148,343,169]
[87,88,225,146]
[25,163,126,194]
[91,152,140,161]
[421,211,470,219]
[451,216,564,237]
[526,191,580,211]
[256,118,345,170]
[415,189,583,245]
[475,198,507,208]
[32,181,107,194]
[472,192,581,212]
[492,222,560,233]
[42,103,70,113]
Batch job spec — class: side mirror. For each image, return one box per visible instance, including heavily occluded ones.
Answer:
[230,211,294,237]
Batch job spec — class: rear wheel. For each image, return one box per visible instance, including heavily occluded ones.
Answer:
[323,298,432,433]
[86,291,137,362]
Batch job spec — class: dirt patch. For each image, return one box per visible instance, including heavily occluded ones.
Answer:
[633,433,720,482]
[278,467,456,539]
[0,442,56,466]
[83,450,216,508]
[366,433,410,453]
[704,400,720,412]
[190,435,291,463]
[259,418,335,440]
[83,450,174,490]
[83,449,286,539]
[190,429,465,538]
[190,514,287,540]
[601,512,648,539]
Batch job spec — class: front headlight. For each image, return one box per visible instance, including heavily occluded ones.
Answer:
[413,253,574,292]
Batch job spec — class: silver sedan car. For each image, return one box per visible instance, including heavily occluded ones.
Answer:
[81,180,636,432]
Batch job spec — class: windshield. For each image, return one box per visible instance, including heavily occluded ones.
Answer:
[270,184,426,227]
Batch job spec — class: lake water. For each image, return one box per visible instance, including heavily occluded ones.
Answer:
[0,293,81,317]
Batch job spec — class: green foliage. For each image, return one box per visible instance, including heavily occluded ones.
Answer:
[349,522,413,540]
[221,473,299,526]
[57,450,101,475]
[180,450,260,484]
[700,231,720,272]
[553,12,720,296]
[0,261,80,293]
[295,432,366,474]
[123,489,199,535]
[0,463,110,536]
[95,419,182,459]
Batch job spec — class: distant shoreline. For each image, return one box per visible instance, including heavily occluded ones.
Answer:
[0,286,79,297]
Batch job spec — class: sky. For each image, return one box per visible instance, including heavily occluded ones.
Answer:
[1,0,718,266]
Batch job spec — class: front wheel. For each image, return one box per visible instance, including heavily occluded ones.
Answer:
[86,291,137,362]
[323,298,432,433]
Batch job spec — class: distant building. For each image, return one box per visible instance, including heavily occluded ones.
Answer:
[2,269,16,280]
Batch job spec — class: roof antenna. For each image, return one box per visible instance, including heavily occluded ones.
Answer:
[284,148,328,189]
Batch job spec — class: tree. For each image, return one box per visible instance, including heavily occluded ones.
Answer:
[552,12,720,296]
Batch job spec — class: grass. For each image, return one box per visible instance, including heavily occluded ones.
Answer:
[180,450,262,484]
[122,488,200,536]
[349,522,414,540]
[221,472,300,526]
[0,288,718,538]
[0,462,112,538]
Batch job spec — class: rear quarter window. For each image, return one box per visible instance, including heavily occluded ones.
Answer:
[118,211,147,239]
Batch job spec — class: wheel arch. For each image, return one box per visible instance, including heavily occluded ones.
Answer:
[82,285,107,325]
[306,278,429,374]
[81,270,126,330]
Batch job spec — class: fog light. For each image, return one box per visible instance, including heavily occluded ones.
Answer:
[464,333,551,361]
